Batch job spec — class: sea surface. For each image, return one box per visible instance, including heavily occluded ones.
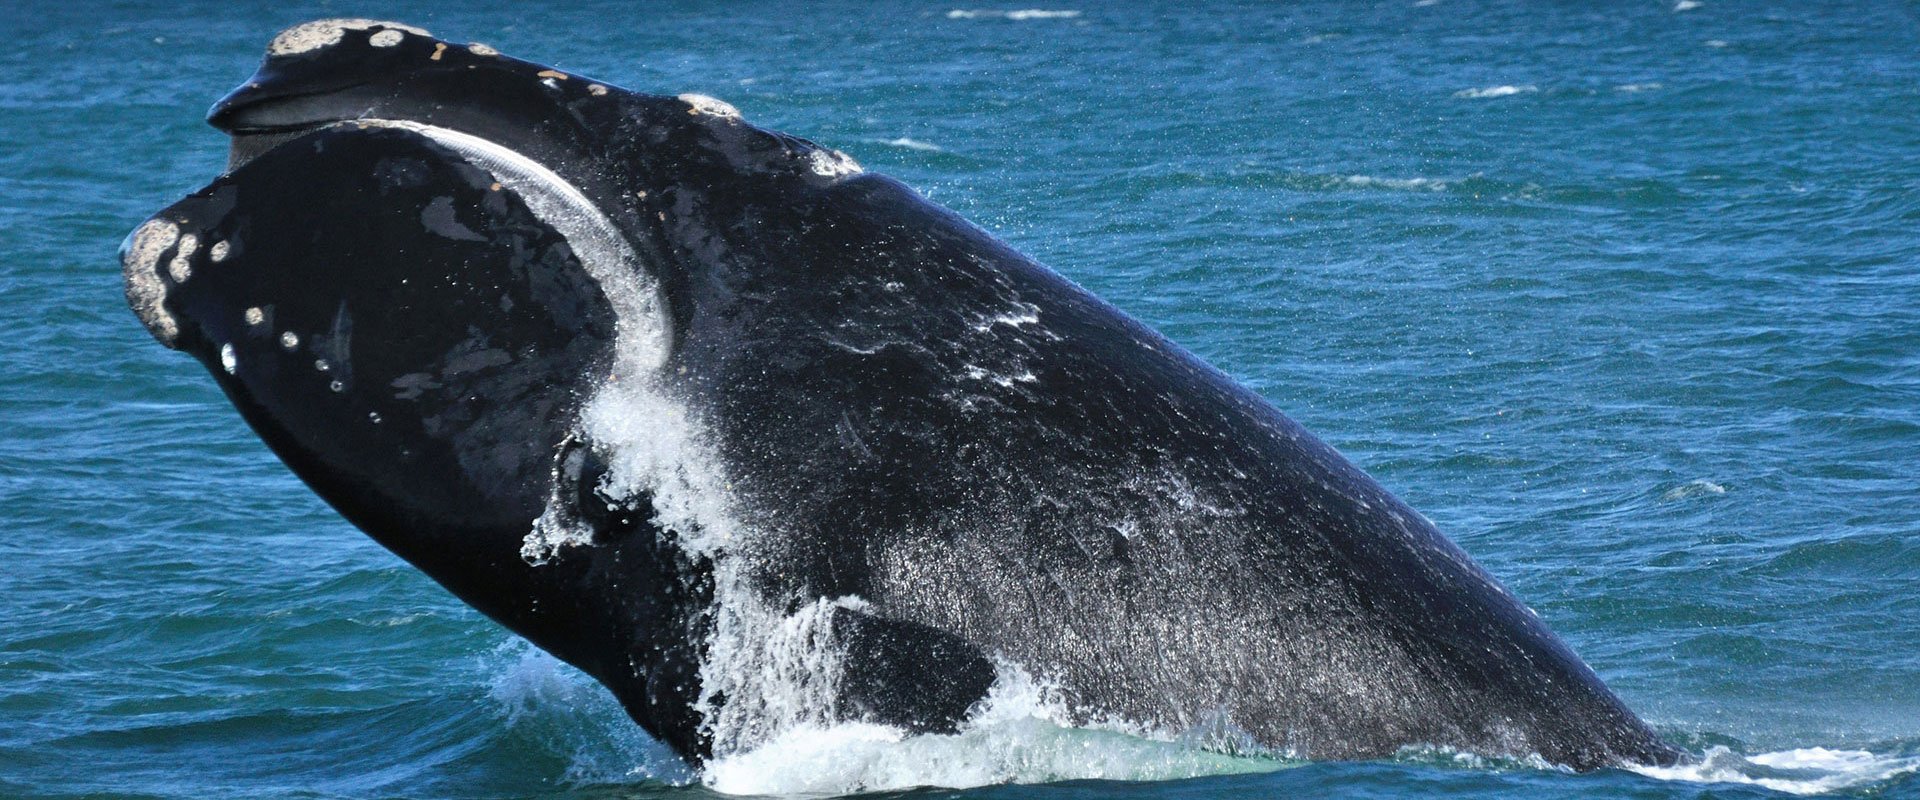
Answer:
[4,1,1919,798]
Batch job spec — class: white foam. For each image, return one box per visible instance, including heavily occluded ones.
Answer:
[1630,746,1920,795]
[1453,85,1538,99]
[1674,0,1702,10]
[1616,82,1664,93]
[702,666,1282,795]
[946,9,1082,20]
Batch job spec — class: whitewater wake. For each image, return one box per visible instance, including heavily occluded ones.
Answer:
[484,644,1916,796]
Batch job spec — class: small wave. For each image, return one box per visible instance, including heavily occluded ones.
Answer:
[1453,85,1538,99]
[486,644,692,785]
[1343,174,1450,192]
[947,9,1082,20]
[1661,479,1728,501]
[874,137,943,152]
[1706,39,1731,48]
[1674,0,1702,11]
[1630,746,1920,795]
[1616,82,1664,93]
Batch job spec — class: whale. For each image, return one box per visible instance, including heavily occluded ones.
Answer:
[122,19,1681,771]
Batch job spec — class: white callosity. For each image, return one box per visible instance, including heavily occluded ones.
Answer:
[807,148,863,179]
[167,233,197,283]
[267,19,430,56]
[678,93,741,119]
[121,218,180,345]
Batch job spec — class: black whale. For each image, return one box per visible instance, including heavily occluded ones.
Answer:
[121,19,1679,771]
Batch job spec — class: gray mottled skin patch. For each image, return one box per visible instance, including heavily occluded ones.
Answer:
[368,29,405,47]
[122,218,180,345]
[268,19,429,56]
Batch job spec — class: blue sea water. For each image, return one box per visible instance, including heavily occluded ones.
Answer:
[4,1,1919,798]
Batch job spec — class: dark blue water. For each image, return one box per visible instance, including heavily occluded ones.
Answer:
[4,2,1918,798]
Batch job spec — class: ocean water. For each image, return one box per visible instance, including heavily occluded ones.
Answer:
[4,1,1918,798]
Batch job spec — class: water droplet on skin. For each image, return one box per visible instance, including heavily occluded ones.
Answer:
[244,307,264,326]
[315,359,330,372]
[280,331,300,349]
[219,344,237,374]
[368,412,383,424]
[329,380,344,393]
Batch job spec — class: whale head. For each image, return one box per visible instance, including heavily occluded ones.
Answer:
[111,21,889,758]
[120,20,876,538]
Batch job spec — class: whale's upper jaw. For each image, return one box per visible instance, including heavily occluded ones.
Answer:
[208,20,436,134]
[205,19,611,173]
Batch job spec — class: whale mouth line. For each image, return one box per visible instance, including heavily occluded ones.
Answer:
[209,78,375,134]
[227,126,323,172]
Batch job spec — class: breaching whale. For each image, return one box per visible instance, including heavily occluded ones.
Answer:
[122,19,1680,772]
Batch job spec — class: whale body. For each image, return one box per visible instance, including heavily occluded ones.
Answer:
[122,19,1679,771]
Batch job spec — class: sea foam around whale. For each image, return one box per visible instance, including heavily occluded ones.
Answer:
[486,645,1919,796]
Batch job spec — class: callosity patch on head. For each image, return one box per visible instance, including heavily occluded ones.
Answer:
[122,218,181,346]
[267,19,431,56]
[807,148,863,179]
[679,94,741,120]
